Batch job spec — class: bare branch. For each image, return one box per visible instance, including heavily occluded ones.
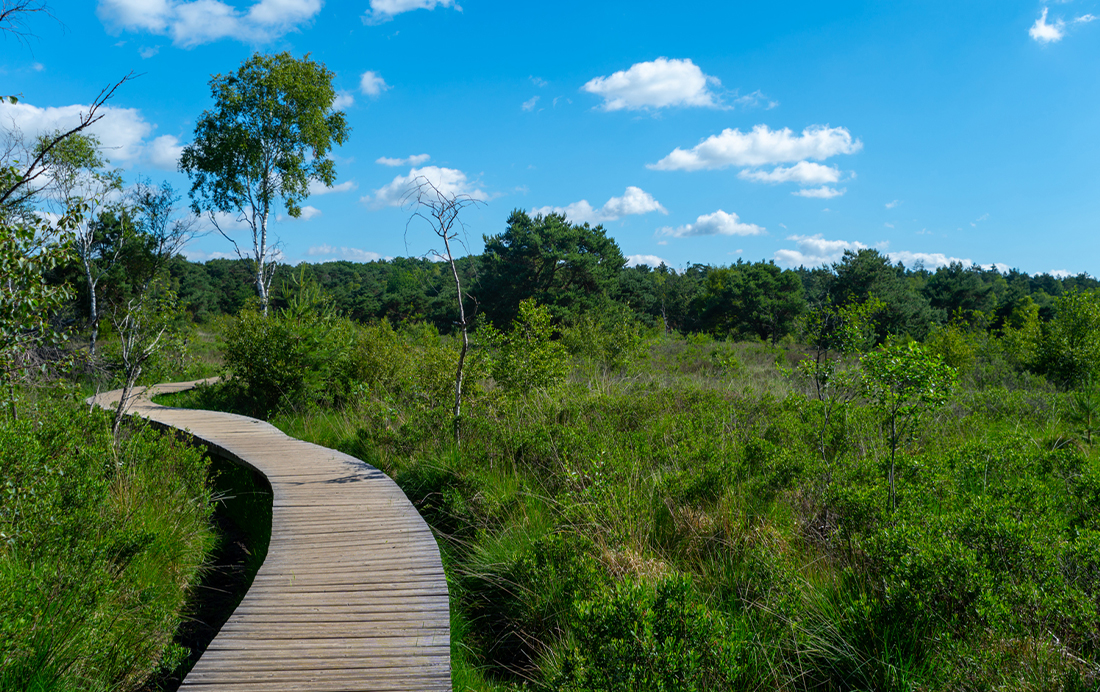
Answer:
[0,72,134,209]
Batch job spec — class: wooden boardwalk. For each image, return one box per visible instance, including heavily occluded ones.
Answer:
[91,381,451,691]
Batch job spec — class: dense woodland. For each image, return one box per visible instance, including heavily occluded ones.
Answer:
[157,211,1096,344]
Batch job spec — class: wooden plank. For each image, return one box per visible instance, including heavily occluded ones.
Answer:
[89,381,452,691]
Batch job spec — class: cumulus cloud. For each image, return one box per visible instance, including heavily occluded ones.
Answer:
[146,134,183,169]
[648,124,862,171]
[1030,7,1065,42]
[376,153,430,167]
[626,254,669,268]
[657,209,764,238]
[0,99,158,165]
[97,0,322,48]
[887,250,972,270]
[532,186,666,225]
[773,234,868,267]
[333,91,355,109]
[363,0,456,24]
[1049,269,1072,278]
[522,96,539,111]
[278,205,321,221]
[365,165,487,208]
[738,161,842,185]
[582,57,721,111]
[360,71,389,97]
[307,179,357,195]
[793,186,845,199]
[306,245,387,263]
[182,247,237,261]
[299,205,322,220]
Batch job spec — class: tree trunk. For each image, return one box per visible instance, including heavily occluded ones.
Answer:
[257,210,270,315]
[83,255,99,355]
[112,365,141,438]
[443,233,467,446]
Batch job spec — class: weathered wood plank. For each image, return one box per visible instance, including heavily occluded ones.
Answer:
[89,381,451,691]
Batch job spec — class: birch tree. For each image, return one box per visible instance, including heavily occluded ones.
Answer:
[180,52,349,314]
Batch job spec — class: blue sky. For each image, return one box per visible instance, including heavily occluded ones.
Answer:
[6,0,1099,275]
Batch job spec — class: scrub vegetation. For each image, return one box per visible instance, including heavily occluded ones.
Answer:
[160,242,1100,690]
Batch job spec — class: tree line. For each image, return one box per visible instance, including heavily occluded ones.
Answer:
[151,209,1096,349]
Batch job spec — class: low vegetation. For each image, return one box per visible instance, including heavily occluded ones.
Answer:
[0,396,214,691]
[157,278,1100,691]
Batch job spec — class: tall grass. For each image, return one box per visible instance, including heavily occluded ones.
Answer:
[168,315,1100,690]
[0,394,215,691]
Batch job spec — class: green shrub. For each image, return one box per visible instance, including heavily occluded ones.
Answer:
[558,575,746,691]
[484,299,569,393]
[0,396,214,691]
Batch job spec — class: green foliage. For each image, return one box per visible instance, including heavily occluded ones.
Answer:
[1036,289,1100,389]
[861,340,957,507]
[181,51,350,309]
[1000,295,1042,368]
[925,320,979,376]
[480,210,626,325]
[559,576,746,691]
[484,299,569,392]
[181,52,349,221]
[697,260,805,344]
[0,217,75,418]
[560,301,648,373]
[831,249,934,341]
[0,396,214,690]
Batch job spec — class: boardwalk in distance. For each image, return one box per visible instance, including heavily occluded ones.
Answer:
[92,381,452,691]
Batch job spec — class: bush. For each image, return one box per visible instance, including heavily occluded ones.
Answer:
[0,396,214,691]
[558,575,746,691]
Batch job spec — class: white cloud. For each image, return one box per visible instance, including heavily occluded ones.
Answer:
[657,209,764,238]
[529,76,547,88]
[1076,14,1097,24]
[532,186,666,225]
[360,71,390,97]
[146,134,183,169]
[32,62,45,71]
[365,165,487,208]
[773,234,867,267]
[648,124,862,171]
[731,89,778,110]
[0,99,152,164]
[139,45,159,58]
[738,161,842,185]
[297,205,321,220]
[793,186,845,199]
[886,199,900,209]
[376,153,430,167]
[1049,269,1072,278]
[333,91,355,109]
[887,250,973,270]
[307,244,385,262]
[182,247,237,261]
[522,96,539,111]
[97,0,322,48]
[582,57,721,111]
[363,0,456,24]
[626,254,669,268]
[1030,7,1065,43]
[307,179,357,195]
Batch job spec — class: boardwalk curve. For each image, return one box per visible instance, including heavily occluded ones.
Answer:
[91,380,451,691]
